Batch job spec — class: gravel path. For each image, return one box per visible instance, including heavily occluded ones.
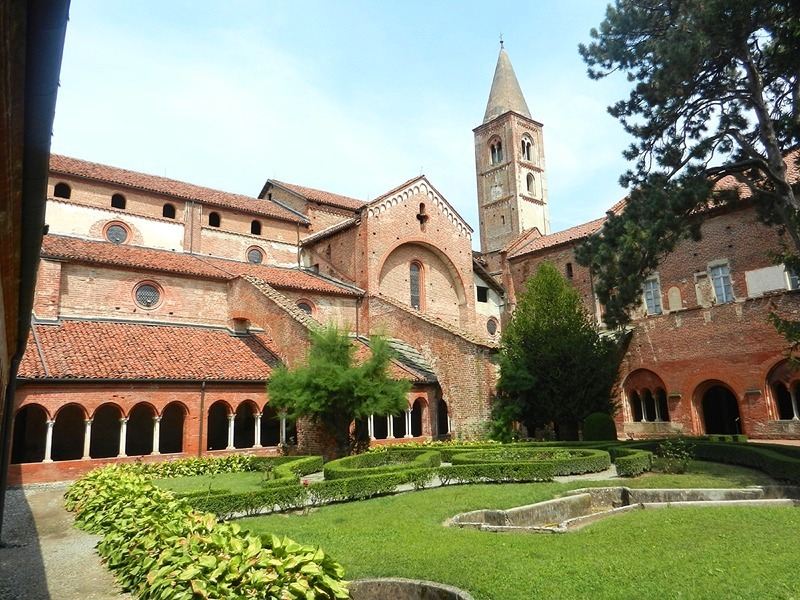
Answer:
[0,483,131,600]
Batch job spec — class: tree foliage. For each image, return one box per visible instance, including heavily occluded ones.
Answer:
[267,325,410,457]
[492,263,621,440]
[575,0,800,327]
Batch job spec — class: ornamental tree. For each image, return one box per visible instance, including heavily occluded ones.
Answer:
[267,324,409,457]
[492,262,621,440]
[575,0,800,328]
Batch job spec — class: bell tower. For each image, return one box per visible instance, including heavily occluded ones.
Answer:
[474,42,549,255]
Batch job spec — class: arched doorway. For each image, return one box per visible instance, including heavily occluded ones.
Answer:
[437,399,449,436]
[206,401,229,450]
[91,404,122,459]
[233,402,256,449]
[126,403,155,456]
[160,402,185,454]
[52,404,84,461]
[411,398,424,437]
[261,405,281,446]
[11,405,48,463]
[393,412,406,438]
[702,385,741,434]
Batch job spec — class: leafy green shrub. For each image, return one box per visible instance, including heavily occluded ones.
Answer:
[437,462,554,484]
[127,453,258,478]
[657,437,694,474]
[583,412,618,441]
[692,443,800,484]
[65,465,349,599]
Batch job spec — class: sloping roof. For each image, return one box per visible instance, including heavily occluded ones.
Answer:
[351,338,435,384]
[374,293,498,349]
[41,235,360,296]
[50,155,307,223]
[19,320,280,380]
[300,218,360,246]
[483,46,531,124]
[266,180,364,212]
[508,217,607,260]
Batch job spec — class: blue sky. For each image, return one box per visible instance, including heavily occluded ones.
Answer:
[51,1,634,247]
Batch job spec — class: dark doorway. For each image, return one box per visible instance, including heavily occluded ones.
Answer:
[702,385,741,434]
[12,405,48,463]
[206,401,229,450]
[411,399,424,437]
[393,412,406,438]
[437,399,449,436]
[126,403,155,456]
[233,403,256,449]
[774,383,795,420]
[91,404,122,459]
[261,405,281,446]
[52,405,84,461]
[373,415,388,440]
[160,402,185,454]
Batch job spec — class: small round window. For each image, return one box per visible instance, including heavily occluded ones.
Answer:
[296,302,313,314]
[135,284,161,308]
[487,318,498,336]
[247,248,264,265]
[106,224,128,244]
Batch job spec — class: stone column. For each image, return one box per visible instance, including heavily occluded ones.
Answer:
[254,413,262,448]
[43,419,55,463]
[152,416,162,455]
[404,409,413,438]
[118,418,128,458]
[387,416,395,439]
[82,418,93,459]
[654,398,662,422]
[280,416,287,445]
[790,387,800,421]
[367,415,375,440]
[226,414,235,450]
[639,396,647,422]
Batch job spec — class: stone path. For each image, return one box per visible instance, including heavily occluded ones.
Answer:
[0,483,132,600]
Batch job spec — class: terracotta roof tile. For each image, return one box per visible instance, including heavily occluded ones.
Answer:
[508,217,607,259]
[50,155,307,223]
[20,320,280,380]
[300,218,359,246]
[41,235,361,296]
[373,294,498,349]
[268,180,364,211]
[351,338,432,383]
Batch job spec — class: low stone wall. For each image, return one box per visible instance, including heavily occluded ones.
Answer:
[349,578,474,600]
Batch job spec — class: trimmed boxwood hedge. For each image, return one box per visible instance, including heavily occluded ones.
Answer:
[608,447,653,477]
[324,450,441,480]
[691,442,800,484]
[449,448,611,476]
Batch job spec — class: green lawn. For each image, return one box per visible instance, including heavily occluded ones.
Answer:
[238,462,799,599]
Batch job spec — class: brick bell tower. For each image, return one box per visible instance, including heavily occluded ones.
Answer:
[474,41,549,255]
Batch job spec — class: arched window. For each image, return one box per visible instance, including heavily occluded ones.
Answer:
[521,136,532,161]
[208,211,221,227]
[489,138,503,165]
[111,193,126,209]
[162,203,176,219]
[410,262,422,309]
[251,220,262,235]
[526,173,535,195]
[54,182,71,199]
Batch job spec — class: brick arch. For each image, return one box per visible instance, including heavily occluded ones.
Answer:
[620,369,667,396]
[54,402,88,420]
[377,239,467,305]
[11,404,49,463]
[693,379,742,435]
[160,401,187,454]
[766,359,798,420]
[90,403,123,459]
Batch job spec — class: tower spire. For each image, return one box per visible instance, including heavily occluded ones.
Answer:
[483,44,530,124]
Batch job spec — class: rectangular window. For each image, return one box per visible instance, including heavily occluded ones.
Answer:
[643,278,662,315]
[710,263,734,303]
[788,269,800,291]
[476,286,489,303]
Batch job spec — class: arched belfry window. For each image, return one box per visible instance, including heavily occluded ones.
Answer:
[111,193,126,210]
[521,136,532,161]
[162,203,176,219]
[54,182,71,199]
[489,138,503,165]
[526,173,535,195]
[410,262,423,309]
[208,211,221,227]
[251,220,262,235]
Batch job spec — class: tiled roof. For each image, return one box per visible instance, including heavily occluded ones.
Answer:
[50,155,307,223]
[373,293,498,349]
[267,180,364,211]
[508,217,607,259]
[20,320,280,380]
[241,276,322,329]
[351,338,434,384]
[41,235,361,296]
[300,218,359,246]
